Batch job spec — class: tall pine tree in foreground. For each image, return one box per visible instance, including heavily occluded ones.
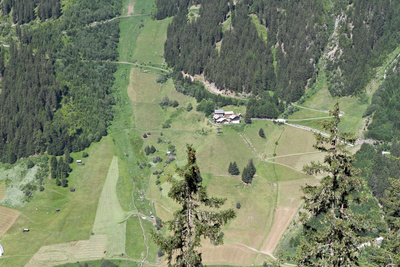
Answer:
[152,145,236,266]
[367,178,400,266]
[297,102,368,266]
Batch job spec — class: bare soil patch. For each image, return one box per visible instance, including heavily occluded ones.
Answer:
[182,72,247,99]
[0,206,20,237]
[127,3,134,15]
[260,206,297,254]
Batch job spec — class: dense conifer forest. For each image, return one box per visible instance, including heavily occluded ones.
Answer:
[0,0,121,163]
[156,0,400,103]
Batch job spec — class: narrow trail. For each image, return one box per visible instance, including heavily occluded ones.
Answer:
[114,61,169,73]
[131,179,149,267]
[86,13,150,27]
[237,132,261,159]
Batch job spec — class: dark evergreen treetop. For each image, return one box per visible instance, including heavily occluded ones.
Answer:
[297,103,369,266]
[152,145,236,266]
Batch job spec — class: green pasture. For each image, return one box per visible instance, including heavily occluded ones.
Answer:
[132,17,172,66]
[118,16,149,63]
[288,108,330,120]
[0,138,114,267]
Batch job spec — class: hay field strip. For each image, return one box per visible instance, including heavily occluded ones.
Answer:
[92,156,127,257]
[0,207,20,237]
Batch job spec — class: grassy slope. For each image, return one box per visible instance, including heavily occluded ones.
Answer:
[0,138,114,267]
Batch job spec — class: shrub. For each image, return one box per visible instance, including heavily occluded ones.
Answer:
[143,133,148,138]
[162,123,171,128]
[27,160,35,169]
[156,75,167,84]
[82,152,89,158]
[236,202,241,209]
[153,156,161,163]
[171,100,179,107]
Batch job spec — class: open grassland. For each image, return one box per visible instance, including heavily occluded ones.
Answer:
[0,181,5,201]
[128,65,323,265]
[118,16,149,63]
[0,207,20,237]
[243,120,284,160]
[0,138,113,267]
[132,17,172,66]
[92,156,126,257]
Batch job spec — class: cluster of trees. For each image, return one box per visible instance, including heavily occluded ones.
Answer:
[163,0,279,98]
[159,96,179,108]
[144,145,157,156]
[2,0,61,24]
[327,1,400,97]
[158,0,400,105]
[241,159,256,184]
[353,142,400,200]
[173,72,246,116]
[0,44,59,163]
[0,0,121,163]
[245,93,284,120]
[50,156,71,187]
[364,64,400,141]
[228,161,239,175]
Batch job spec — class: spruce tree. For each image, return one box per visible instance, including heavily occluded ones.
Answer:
[152,145,236,266]
[296,103,368,266]
[231,161,240,175]
[241,166,249,183]
[65,148,71,164]
[242,159,256,184]
[228,162,233,174]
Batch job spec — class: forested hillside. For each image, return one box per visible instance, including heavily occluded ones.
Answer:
[156,0,400,103]
[0,0,121,163]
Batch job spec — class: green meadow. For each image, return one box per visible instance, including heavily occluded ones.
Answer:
[6,0,398,266]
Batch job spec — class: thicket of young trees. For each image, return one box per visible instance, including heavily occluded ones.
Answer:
[0,0,121,163]
[2,0,61,23]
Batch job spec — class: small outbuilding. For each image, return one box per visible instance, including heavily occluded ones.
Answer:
[56,209,60,212]
[23,229,30,232]
[69,187,75,192]
[214,110,224,116]
[76,160,82,164]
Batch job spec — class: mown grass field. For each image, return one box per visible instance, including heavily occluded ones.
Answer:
[0,207,19,237]
[0,138,114,267]
[92,156,126,256]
